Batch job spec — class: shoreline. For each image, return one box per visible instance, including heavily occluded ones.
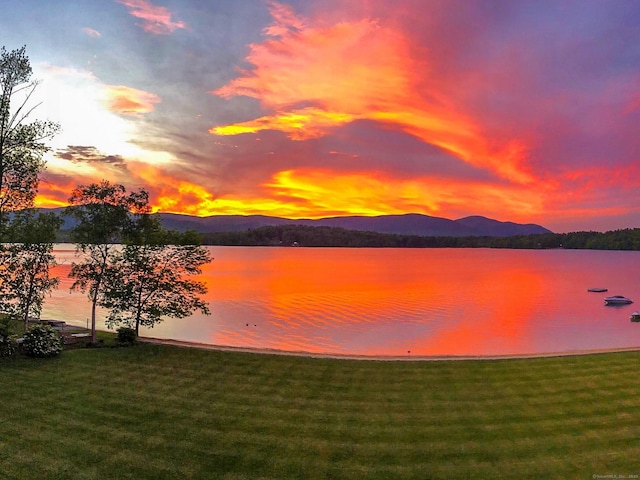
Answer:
[34,319,640,361]
[137,336,640,361]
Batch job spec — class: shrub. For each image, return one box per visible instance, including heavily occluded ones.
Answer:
[0,317,11,338]
[22,324,63,358]
[0,318,18,358]
[0,336,18,358]
[116,327,137,345]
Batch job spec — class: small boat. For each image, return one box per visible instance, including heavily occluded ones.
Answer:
[588,287,608,293]
[604,295,633,305]
[630,312,640,322]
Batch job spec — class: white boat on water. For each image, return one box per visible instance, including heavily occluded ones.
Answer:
[588,287,608,293]
[630,312,640,322]
[604,295,634,305]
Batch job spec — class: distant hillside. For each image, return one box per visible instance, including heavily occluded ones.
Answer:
[39,208,551,237]
[153,213,552,237]
[39,207,640,250]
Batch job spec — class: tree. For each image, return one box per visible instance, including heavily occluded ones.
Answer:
[66,181,149,343]
[0,211,61,332]
[0,45,59,235]
[0,45,60,329]
[101,214,211,336]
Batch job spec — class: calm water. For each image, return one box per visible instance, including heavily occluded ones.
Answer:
[44,245,640,356]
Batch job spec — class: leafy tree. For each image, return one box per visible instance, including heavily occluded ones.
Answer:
[66,181,149,343]
[0,45,60,331]
[0,211,61,331]
[101,214,211,335]
[0,45,59,235]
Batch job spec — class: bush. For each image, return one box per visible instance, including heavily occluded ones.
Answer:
[0,318,18,358]
[22,324,63,358]
[0,317,11,338]
[116,327,137,345]
[0,336,18,358]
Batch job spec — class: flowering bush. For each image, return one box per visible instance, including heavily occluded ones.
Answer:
[22,324,62,358]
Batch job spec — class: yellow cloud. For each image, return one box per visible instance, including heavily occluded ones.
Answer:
[211,107,358,140]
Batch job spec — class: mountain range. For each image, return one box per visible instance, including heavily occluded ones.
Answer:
[152,213,552,237]
[45,208,551,237]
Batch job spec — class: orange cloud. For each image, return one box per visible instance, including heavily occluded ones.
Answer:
[133,165,545,220]
[36,172,95,208]
[263,169,545,220]
[264,169,435,217]
[37,154,547,224]
[535,163,640,223]
[211,1,533,184]
[35,189,73,209]
[117,0,186,34]
[104,85,161,115]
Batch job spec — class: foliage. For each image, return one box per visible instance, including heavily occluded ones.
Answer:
[116,326,137,345]
[0,45,60,235]
[0,316,11,338]
[201,224,417,247]
[102,214,210,335]
[0,316,18,357]
[66,180,149,247]
[66,180,150,343]
[0,211,61,331]
[487,229,640,250]
[200,224,640,250]
[21,323,62,358]
[66,182,210,339]
[0,335,18,358]
[0,44,60,341]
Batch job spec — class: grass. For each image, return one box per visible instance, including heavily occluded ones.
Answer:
[1,344,640,479]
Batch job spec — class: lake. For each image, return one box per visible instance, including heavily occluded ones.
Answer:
[44,245,640,357]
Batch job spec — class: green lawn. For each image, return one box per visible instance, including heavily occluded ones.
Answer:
[1,344,640,479]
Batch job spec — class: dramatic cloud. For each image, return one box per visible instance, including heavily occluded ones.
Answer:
[211,1,533,184]
[260,169,545,220]
[37,172,83,208]
[117,0,187,34]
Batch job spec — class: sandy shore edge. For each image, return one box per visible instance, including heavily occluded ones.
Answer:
[137,337,640,362]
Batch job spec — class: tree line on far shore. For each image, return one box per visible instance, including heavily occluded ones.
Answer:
[197,224,640,250]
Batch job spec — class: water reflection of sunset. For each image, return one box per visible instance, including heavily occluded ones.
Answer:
[44,246,640,357]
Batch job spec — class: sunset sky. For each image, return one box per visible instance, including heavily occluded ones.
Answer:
[3,0,640,233]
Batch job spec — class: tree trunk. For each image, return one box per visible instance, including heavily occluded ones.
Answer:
[135,288,143,337]
[90,274,103,344]
[90,297,97,344]
[24,271,35,332]
[23,308,29,333]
